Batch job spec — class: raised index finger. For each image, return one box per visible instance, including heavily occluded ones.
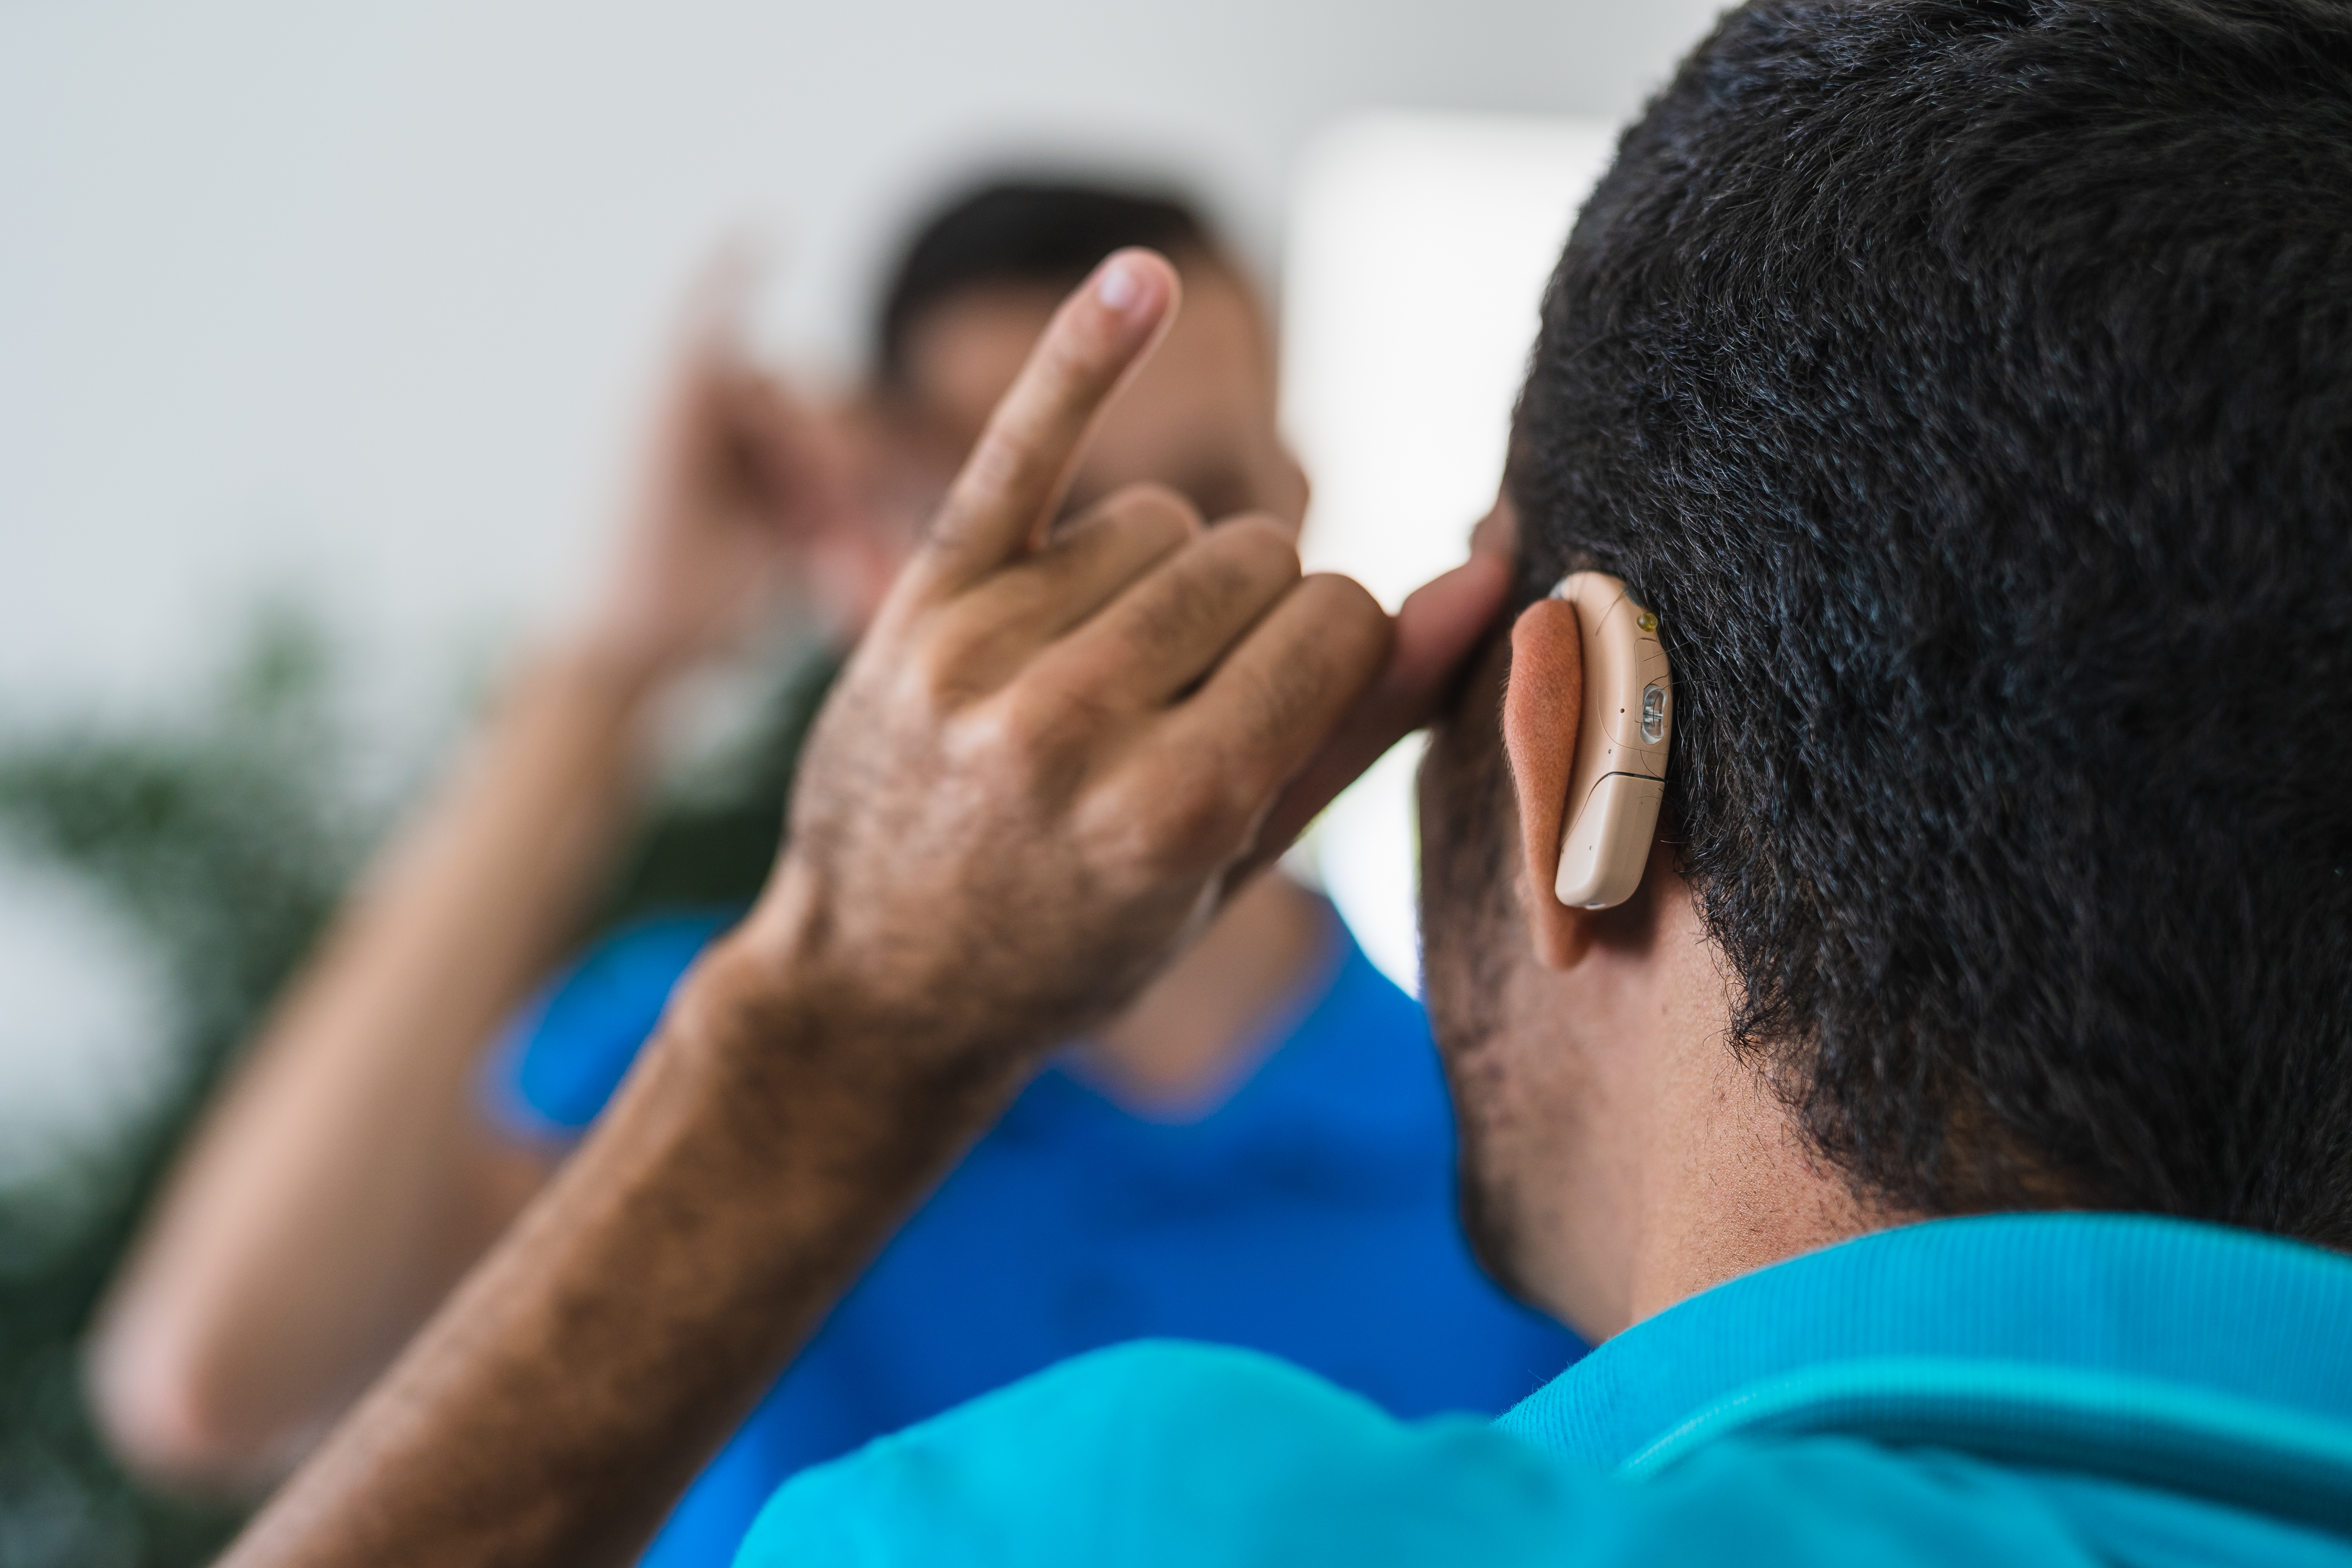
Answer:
[913,249,1178,594]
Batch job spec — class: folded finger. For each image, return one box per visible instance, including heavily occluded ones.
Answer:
[961,485,1201,647]
[1151,572,1394,830]
[1229,549,1512,883]
[1029,515,1301,708]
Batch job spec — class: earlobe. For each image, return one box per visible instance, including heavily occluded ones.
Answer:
[1503,599,1591,969]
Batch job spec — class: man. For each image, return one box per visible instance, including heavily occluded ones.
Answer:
[212,1,2352,1562]
[92,183,1571,1563]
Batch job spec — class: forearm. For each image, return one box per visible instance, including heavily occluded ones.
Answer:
[96,639,666,1478]
[220,921,1011,1568]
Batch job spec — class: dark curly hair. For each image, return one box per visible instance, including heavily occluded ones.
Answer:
[1510,0,2352,1237]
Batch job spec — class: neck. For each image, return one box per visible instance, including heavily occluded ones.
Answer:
[1545,867,1897,1334]
[1074,874,1331,1112]
[1623,1025,1886,1323]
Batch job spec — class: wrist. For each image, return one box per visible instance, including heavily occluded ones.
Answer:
[665,877,1032,1147]
[646,933,1018,1258]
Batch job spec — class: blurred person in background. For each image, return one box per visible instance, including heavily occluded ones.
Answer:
[88,178,1579,1564]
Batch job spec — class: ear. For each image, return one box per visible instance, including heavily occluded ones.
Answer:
[1504,599,1589,969]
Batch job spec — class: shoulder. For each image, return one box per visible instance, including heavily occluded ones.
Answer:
[733,1343,2146,1568]
[736,1341,1577,1567]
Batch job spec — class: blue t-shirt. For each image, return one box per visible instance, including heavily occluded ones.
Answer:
[484,904,1583,1566]
[741,1213,2352,1566]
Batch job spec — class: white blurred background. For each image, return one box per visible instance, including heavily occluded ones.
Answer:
[0,0,1712,1160]
[1285,114,1615,990]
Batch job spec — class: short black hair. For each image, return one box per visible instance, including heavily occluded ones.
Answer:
[876,179,1217,388]
[1512,0,2352,1237]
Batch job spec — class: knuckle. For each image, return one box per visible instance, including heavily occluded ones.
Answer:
[996,661,1134,762]
[1312,572,1394,638]
[1297,568,1385,624]
[1101,481,1202,535]
[902,637,975,715]
[1291,573,1396,670]
[997,682,1073,756]
[952,690,1077,797]
[1125,561,1229,648]
[1072,482,1199,559]
[1209,513,1303,584]
[904,615,1017,710]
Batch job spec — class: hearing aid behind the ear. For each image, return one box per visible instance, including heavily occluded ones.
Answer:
[1552,572,1671,909]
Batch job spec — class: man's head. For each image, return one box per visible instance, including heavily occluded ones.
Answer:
[1421,0,2352,1337]
[874,179,1305,531]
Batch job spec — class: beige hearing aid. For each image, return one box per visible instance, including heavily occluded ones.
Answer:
[1552,572,1672,909]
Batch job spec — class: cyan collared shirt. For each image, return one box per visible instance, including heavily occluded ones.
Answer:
[737,1212,2352,1565]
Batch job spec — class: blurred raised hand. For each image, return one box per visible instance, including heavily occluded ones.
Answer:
[583,253,909,680]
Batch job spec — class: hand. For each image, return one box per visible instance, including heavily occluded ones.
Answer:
[581,253,903,681]
[704,249,1510,1100]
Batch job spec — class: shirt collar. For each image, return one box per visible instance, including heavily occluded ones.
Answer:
[1498,1212,2352,1470]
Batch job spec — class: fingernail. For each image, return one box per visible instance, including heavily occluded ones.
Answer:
[1096,254,1145,314]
